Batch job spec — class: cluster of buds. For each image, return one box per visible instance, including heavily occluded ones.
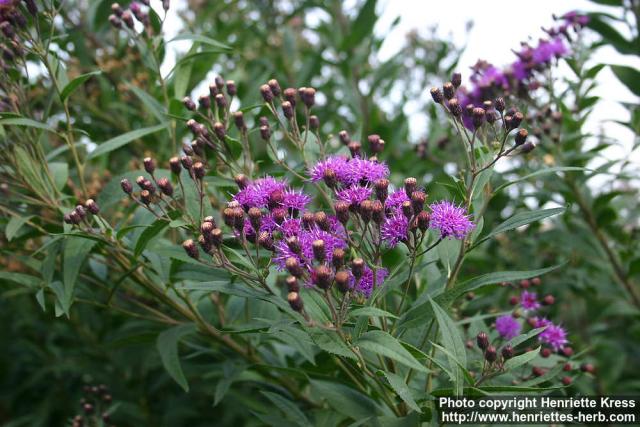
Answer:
[108,1,166,32]
[528,104,563,144]
[431,72,534,155]
[475,331,513,367]
[63,199,101,227]
[0,0,34,70]
[71,383,114,427]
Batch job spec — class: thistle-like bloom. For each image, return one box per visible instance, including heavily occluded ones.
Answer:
[381,214,409,247]
[336,185,372,205]
[351,267,388,298]
[538,321,568,350]
[273,227,347,272]
[282,188,311,212]
[428,200,474,239]
[347,157,389,184]
[384,189,409,213]
[308,155,351,184]
[233,176,287,209]
[495,315,522,339]
[520,290,541,311]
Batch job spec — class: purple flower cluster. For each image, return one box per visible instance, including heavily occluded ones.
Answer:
[309,155,389,186]
[428,201,474,240]
[457,12,587,121]
[520,290,541,311]
[534,318,568,351]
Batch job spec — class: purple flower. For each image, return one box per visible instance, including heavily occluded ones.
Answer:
[384,189,409,213]
[381,214,409,247]
[495,315,522,340]
[233,176,287,209]
[520,291,541,311]
[309,155,351,185]
[336,185,372,205]
[273,226,347,273]
[279,218,302,237]
[282,188,311,211]
[351,267,388,298]
[539,322,568,351]
[347,157,389,184]
[428,200,474,239]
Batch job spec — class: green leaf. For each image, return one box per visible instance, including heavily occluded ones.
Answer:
[310,330,357,360]
[134,218,169,257]
[430,298,466,395]
[48,162,69,191]
[356,330,429,373]
[0,271,41,288]
[156,323,196,392]
[5,215,34,241]
[60,70,101,101]
[62,236,97,315]
[168,33,232,50]
[350,307,398,319]
[341,0,378,49]
[503,347,540,371]
[505,327,547,349]
[87,124,167,160]
[127,83,167,123]
[214,361,243,406]
[611,65,640,97]
[0,117,56,132]
[473,207,565,247]
[310,380,382,420]
[260,391,311,426]
[381,371,421,413]
[493,167,586,194]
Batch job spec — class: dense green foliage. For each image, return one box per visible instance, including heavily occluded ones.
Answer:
[0,0,638,426]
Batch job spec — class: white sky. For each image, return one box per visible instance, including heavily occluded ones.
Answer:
[157,0,639,166]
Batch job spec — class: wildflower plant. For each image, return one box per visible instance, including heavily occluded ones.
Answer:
[0,0,632,424]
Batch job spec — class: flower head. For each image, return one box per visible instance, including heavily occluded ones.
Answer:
[282,188,311,212]
[539,322,568,350]
[233,176,287,209]
[309,155,351,185]
[495,315,522,339]
[520,290,541,311]
[347,157,390,185]
[385,189,409,213]
[350,267,388,298]
[428,200,474,239]
[381,214,409,247]
[336,185,372,205]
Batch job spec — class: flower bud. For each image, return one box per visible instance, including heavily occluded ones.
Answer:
[359,200,373,223]
[312,240,325,262]
[451,72,462,88]
[140,189,152,205]
[443,82,455,100]
[541,348,552,358]
[561,376,572,386]
[226,80,237,97]
[309,115,320,130]
[542,294,555,306]
[563,363,572,372]
[348,141,361,158]
[335,270,351,293]
[25,0,38,15]
[68,210,81,225]
[416,211,430,231]
[260,84,274,102]
[495,97,505,112]
[561,346,573,357]
[401,201,413,220]
[285,257,303,278]
[287,291,304,312]
[314,212,329,231]
[248,207,262,231]
[108,14,122,28]
[501,345,514,360]
[210,228,223,248]
[531,277,541,286]
[233,111,246,131]
[372,200,384,224]
[169,157,181,175]
[215,93,227,109]
[511,112,524,129]
[322,168,337,188]
[183,239,199,259]
[198,235,212,253]
[300,87,315,108]
[121,178,133,194]
[208,83,218,97]
[286,276,299,292]
[338,130,350,145]
[143,157,155,174]
[476,332,489,350]
[448,98,462,116]
[85,199,100,214]
[373,179,389,203]
[213,122,226,140]
[485,345,497,363]
[272,207,287,225]
[183,97,196,111]
[121,10,134,28]
[472,107,485,129]
[430,87,444,104]
[267,79,281,96]
[411,191,426,214]
[332,248,345,269]
[162,0,170,11]
[260,125,271,140]
[351,258,364,279]
[157,178,174,196]
[532,366,545,377]
[286,236,302,255]
[282,101,294,119]
[515,128,528,146]
[580,363,595,374]
[404,177,417,198]
[180,155,193,171]
[521,142,535,153]
[193,162,205,179]
[335,201,350,225]
[314,265,332,289]
[258,231,274,251]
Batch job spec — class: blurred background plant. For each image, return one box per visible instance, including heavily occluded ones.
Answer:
[0,0,637,426]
